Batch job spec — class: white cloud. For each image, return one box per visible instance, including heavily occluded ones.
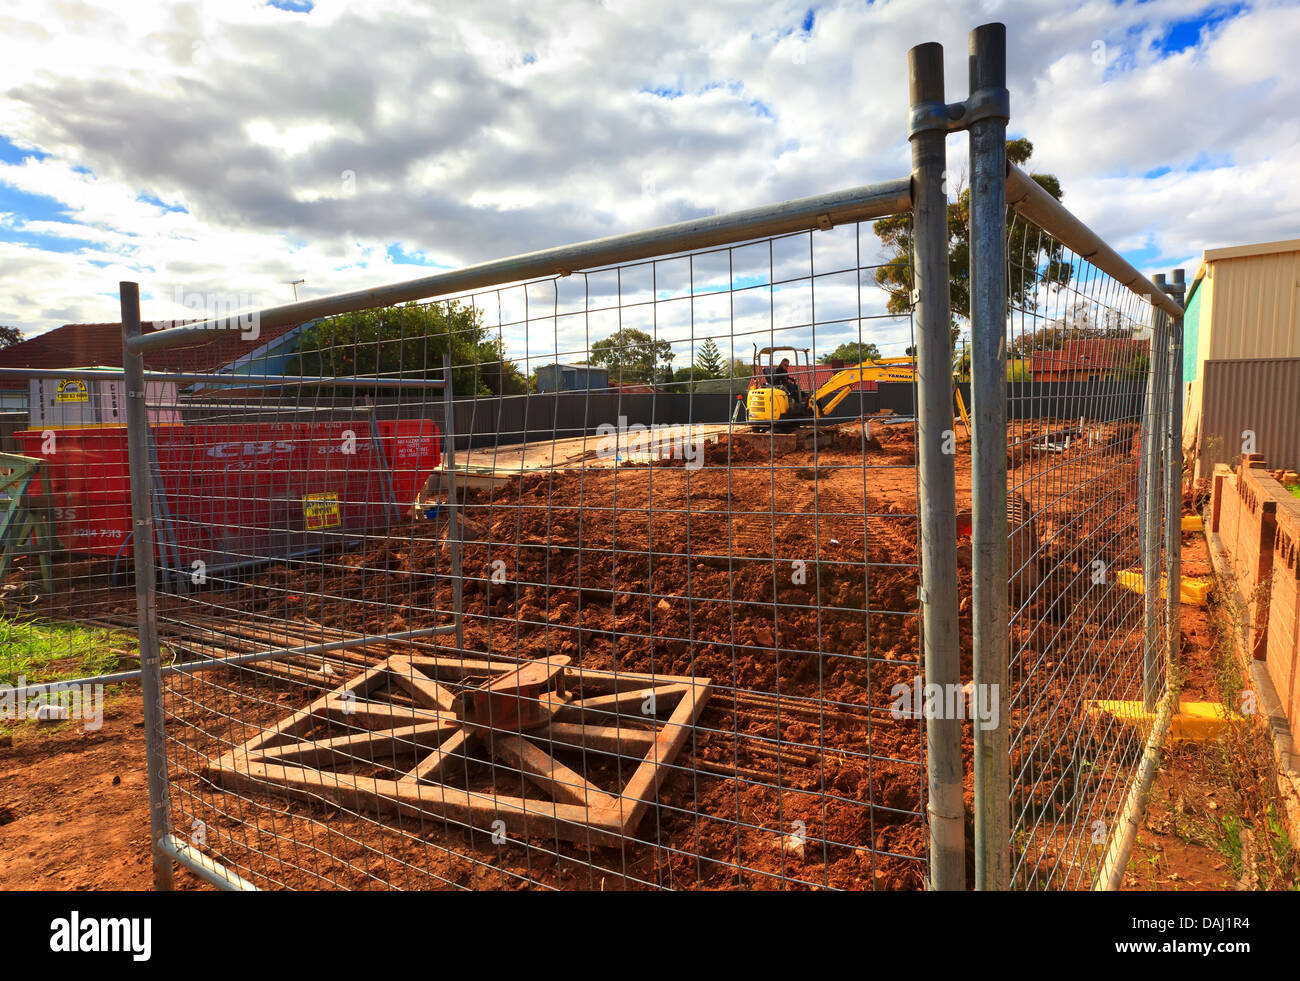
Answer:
[0,0,1295,363]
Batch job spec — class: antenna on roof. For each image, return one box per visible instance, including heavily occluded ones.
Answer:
[285,279,305,301]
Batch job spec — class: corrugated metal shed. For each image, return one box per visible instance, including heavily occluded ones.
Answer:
[1197,357,1300,474]
[1204,243,1300,361]
[1182,238,1300,477]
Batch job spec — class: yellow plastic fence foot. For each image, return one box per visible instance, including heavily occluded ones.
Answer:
[1114,569,1212,606]
[1087,700,1240,743]
[1181,515,1203,532]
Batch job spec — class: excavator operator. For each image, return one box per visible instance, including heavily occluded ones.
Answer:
[772,358,799,402]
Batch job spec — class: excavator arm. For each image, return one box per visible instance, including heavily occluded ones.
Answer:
[813,362,917,417]
[811,357,971,435]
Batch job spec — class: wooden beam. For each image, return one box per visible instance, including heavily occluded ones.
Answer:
[491,735,616,809]
[387,657,459,712]
[214,664,388,763]
[532,722,658,755]
[546,684,689,725]
[404,654,522,678]
[321,697,451,728]
[598,680,712,830]
[406,728,475,782]
[256,721,457,768]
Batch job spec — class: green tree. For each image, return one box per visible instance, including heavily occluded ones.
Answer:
[292,301,526,397]
[0,326,23,348]
[671,365,698,392]
[694,337,725,378]
[589,328,673,384]
[819,341,881,365]
[873,139,1072,334]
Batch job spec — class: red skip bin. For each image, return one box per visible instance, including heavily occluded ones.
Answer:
[17,418,441,572]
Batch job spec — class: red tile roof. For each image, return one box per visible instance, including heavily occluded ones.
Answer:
[0,320,304,388]
[1029,338,1148,380]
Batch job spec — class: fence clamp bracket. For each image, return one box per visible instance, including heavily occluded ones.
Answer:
[908,87,1009,138]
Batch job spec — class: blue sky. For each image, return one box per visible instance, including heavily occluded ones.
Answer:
[1153,2,1250,52]
[0,0,1296,362]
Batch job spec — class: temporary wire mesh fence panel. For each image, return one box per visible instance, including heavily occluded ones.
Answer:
[0,373,148,734]
[1003,212,1170,889]
[140,217,936,890]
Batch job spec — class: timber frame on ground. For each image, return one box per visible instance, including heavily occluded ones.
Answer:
[207,653,713,847]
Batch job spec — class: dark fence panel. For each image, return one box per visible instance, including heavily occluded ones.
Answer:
[178,379,1145,451]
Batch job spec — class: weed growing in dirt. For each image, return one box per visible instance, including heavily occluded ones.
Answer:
[1215,812,1244,876]
[1202,591,1299,889]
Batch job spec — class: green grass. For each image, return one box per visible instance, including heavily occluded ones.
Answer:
[0,616,134,688]
[1285,483,1300,499]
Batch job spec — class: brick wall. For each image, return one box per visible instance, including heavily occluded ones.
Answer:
[1212,458,1280,659]
[1269,506,1300,747]
[1211,455,1300,746]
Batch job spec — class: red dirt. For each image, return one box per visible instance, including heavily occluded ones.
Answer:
[1175,531,1218,702]
[3,415,1172,890]
[156,421,945,890]
[0,691,203,890]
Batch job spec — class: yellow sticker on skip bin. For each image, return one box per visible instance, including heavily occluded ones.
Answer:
[302,491,341,530]
[56,379,88,402]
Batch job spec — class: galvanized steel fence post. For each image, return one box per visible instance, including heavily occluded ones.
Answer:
[907,39,964,891]
[443,352,464,650]
[1141,283,1171,711]
[120,282,175,891]
[966,22,1011,892]
[1164,270,1186,675]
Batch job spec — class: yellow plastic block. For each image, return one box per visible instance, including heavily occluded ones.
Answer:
[1181,515,1203,533]
[1088,700,1240,743]
[1115,569,1212,606]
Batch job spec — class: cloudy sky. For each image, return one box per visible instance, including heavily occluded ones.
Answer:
[0,0,1296,365]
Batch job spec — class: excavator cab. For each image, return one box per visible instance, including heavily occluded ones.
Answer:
[745,346,814,427]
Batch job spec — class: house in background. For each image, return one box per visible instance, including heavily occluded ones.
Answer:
[1028,338,1148,382]
[0,319,309,409]
[1181,238,1300,478]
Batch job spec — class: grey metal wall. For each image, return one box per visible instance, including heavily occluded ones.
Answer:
[1197,357,1300,474]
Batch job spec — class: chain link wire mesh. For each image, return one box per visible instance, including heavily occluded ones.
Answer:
[0,377,145,736]
[132,217,936,890]
[1003,211,1171,889]
[6,207,1184,893]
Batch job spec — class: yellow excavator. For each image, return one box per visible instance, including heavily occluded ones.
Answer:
[744,345,971,433]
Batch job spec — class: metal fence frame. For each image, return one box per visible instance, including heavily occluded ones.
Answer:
[110,20,1184,892]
